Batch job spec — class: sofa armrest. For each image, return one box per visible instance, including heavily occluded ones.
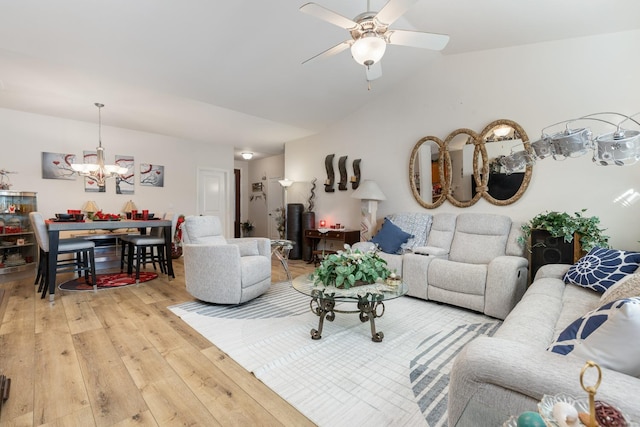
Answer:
[412,246,449,258]
[485,256,528,320]
[183,243,243,302]
[352,241,377,252]
[534,263,571,281]
[449,336,640,426]
[226,237,271,257]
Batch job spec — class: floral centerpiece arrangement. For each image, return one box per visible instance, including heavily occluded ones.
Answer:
[313,244,392,289]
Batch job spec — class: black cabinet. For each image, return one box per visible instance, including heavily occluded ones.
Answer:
[530,229,581,281]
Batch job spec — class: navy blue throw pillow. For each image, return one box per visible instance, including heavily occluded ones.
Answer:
[563,247,640,293]
[371,219,413,254]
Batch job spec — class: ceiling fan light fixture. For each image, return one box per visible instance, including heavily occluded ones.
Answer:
[351,33,386,66]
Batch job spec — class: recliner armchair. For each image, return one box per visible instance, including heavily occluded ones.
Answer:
[182,215,271,304]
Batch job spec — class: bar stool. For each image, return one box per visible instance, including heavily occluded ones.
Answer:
[29,212,97,298]
[120,213,175,283]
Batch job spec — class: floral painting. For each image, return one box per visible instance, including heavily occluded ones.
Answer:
[140,164,164,187]
[115,155,134,194]
[41,152,76,180]
[82,150,104,193]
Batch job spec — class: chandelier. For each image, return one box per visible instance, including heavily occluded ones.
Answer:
[499,112,640,174]
[71,103,127,186]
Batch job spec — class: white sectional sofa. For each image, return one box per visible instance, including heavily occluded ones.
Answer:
[357,212,529,320]
[448,264,640,425]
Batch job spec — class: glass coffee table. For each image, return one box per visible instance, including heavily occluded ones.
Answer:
[291,274,408,342]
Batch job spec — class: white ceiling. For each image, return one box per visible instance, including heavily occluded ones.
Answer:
[1,0,639,160]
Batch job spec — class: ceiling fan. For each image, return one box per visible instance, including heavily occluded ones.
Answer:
[300,0,450,83]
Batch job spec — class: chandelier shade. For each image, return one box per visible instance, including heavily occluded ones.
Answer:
[71,103,127,186]
[351,33,386,66]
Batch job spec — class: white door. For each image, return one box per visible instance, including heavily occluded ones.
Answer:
[267,177,283,239]
[197,168,231,236]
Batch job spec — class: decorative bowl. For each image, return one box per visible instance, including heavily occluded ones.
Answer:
[55,213,74,220]
[538,393,636,427]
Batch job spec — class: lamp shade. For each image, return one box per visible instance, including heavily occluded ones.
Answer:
[83,200,99,212]
[351,180,386,201]
[594,129,640,166]
[123,200,137,212]
[550,127,592,159]
[351,33,386,66]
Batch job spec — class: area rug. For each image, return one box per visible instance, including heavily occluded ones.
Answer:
[58,272,158,291]
[169,281,501,427]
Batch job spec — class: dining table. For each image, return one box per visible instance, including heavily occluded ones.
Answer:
[45,218,174,301]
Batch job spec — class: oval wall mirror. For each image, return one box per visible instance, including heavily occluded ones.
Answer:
[409,136,446,209]
[444,128,484,208]
[479,119,533,206]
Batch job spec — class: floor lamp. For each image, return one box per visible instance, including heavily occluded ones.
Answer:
[278,178,293,237]
[351,180,386,242]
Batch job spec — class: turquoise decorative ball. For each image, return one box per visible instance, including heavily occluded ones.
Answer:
[516,411,546,427]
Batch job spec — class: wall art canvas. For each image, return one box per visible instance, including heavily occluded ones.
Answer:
[140,164,164,187]
[82,150,105,193]
[41,152,77,180]
[115,155,134,194]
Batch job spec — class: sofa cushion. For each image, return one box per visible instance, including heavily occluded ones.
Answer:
[236,239,259,257]
[600,273,640,306]
[386,212,432,253]
[547,297,640,377]
[426,213,457,251]
[563,247,640,293]
[371,218,413,254]
[449,214,511,264]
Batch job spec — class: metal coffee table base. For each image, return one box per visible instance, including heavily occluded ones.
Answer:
[309,295,386,342]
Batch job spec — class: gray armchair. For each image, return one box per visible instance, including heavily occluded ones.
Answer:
[182,215,271,304]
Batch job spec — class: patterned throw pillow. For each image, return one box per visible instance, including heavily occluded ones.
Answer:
[371,218,413,254]
[386,213,433,253]
[600,273,640,306]
[547,297,640,376]
[563,247,640,293]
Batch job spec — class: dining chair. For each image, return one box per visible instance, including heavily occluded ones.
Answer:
[119,212,175,283]
[29,212,97,298]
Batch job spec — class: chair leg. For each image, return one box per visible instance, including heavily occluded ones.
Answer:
[88,248,97,292]
[135,246,142,283]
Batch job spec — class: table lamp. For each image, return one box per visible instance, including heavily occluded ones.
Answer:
[351,180,386,241]
[83,200,99,216]
[122,200,137,218]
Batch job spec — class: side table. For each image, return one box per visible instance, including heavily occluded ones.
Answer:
[271,239,295,281]
[304,229,360,265]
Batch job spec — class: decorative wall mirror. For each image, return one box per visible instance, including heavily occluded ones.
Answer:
[409,136,446,208]
[479,119,532,206]
[409,119,533,209]
[444,128,485,208]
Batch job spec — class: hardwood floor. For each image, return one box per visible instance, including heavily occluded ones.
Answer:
[0,257,317,426]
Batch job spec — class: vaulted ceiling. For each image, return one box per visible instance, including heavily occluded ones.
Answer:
[1,0,639,159]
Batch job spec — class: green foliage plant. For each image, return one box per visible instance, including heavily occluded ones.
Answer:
[518,209,610,252]
[313,244,391,289]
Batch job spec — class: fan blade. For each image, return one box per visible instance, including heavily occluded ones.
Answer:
[300,3,358,30]
[366,62,382,81]
[375,0,419,26]
[302,40,352,65]
[388,30,450,51]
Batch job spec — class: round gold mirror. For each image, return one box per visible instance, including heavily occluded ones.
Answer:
[479,119,533,206]
[409,136,446,209]
[444,128,485,208]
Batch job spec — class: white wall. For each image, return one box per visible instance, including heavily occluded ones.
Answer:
[0,108,233,220]
[285,30,640,250]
